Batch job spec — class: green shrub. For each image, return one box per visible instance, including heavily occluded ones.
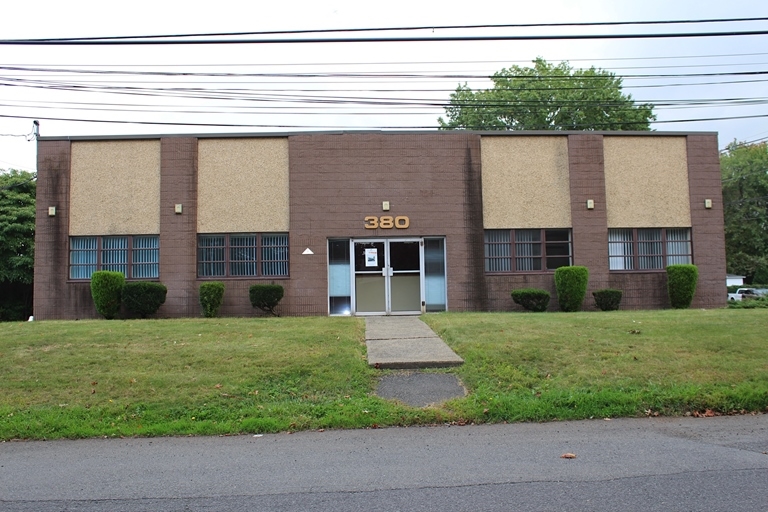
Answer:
[249,284,284,316]
[199,282,225,318]
[122,282,167,318]
[511,288,550,312]
[90,271,125,319]
[728,297,768,309]
[667,264,698,309]
[727,284,743,294]
[593,289,623,311]
[554,266,589,312]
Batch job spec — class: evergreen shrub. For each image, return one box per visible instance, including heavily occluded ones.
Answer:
[667,264,698,309]
[554,266,589,312]
[249,284,284,316]
[90,271,125,319]
[592,289,623,311]
[199,282,225,318]
[511,288,550,312]
[122,282,167,318]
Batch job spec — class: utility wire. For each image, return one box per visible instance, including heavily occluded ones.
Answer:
[3,29,768,45]
[5,16,768,43]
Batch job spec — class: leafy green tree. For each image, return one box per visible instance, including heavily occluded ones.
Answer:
[720,141,768,281]
[438,58,655,131]
[0,170,36,320]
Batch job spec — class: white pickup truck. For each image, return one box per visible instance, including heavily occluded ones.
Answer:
[728,288,763,301]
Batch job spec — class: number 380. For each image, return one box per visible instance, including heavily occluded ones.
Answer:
[364,216,410,229]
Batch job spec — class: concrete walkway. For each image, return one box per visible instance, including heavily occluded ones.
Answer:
[365,316,464,369]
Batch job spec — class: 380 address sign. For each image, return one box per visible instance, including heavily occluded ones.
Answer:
[364,216,410,229]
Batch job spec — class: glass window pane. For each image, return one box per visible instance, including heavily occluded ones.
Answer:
[608,229,634,270]
[101,236,128,276]
[230,235,257,276]
[515,230,542,271]
[424,238,446,312]
[198,235,225,277]
[484,230,511,273]
[328,240,351,314]
[70,237,97,279]
[261,234,289,276]
[132,236,159,279]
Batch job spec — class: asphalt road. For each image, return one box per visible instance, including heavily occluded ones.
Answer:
[1,415,766,511]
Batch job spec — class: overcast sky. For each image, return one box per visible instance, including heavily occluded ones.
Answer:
[1,0,767,172]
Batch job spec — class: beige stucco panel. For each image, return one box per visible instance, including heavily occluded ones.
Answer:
[481,136,571,229]
[198,138,289,233]
[604,137,691,228]
[70,140,160,236]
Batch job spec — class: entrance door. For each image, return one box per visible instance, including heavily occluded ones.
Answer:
[353,239,422,315]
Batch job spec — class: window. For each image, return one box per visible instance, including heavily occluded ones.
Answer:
[608,228,692,270]
[485,229,572,272]
[69,235,159,280]
[197,233,289,278]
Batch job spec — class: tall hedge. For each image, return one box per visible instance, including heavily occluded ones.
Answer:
[554,266,589,312]
[667,264,698,309]
[90,271,125,319]
[199,282,225,318]
[122,282,167,318]
[249,284,284,316]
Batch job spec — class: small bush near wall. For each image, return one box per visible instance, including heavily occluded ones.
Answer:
[249,284,284,317]
[122,282,167,318]
[667,264,698,309]
[728,297,768,309]
[554,266,589,312]
[90,271,126,319]
[593,289,623,311]
[511,288,550,312]
[199,282,225,318]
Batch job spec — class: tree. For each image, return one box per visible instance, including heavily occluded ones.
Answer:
[720,141,768,281]
[0,169,36,320]
[438,58,655,131]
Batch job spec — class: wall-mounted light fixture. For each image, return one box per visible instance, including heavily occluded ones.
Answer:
[382,201,390,211]
[586,199,595,210]
[48,206,56,217]
[174,204,183,214]
[704,199,712,209]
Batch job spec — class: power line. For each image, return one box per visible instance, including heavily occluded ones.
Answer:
[5,16,768,43]
[2,29,768,46]
[3,112,766,130]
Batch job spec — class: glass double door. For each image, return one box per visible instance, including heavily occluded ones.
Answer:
[354,239,422,315]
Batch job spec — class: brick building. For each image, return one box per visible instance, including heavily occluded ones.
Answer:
[33,131,726,319]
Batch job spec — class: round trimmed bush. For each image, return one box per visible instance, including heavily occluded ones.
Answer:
[122,282,167,318]
[593,289,622,311]
[511,288,550,312]
[554,266,589,312]
[667,264,698,309]
[249,284,284,316]
[90,271,125,319]
[199,282,225,318]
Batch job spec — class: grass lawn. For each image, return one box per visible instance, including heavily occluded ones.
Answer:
[1,309,767,439]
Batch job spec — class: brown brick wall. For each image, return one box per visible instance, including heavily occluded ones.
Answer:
[687,135,727,308]
[158,137,200,317]
[568,134,609,310]
[34,132,727,319]
[34,140,97,319]
[284,132,483,315]
[609,272,669,309]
